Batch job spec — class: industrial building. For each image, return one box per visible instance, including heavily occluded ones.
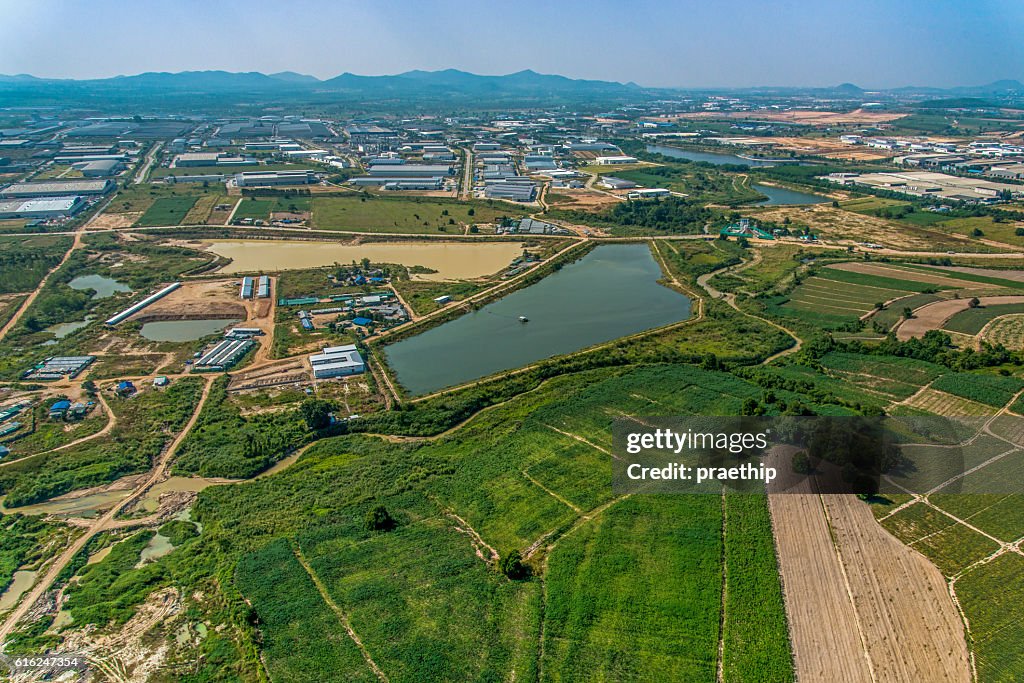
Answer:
[824,171,1022,203]
[628,188,671,199]
[54,154,128,164]
[23,356,96,381]
[485,179,537,202]
[309,344,365,379]
[349,176,444,189]
[0,179,114,198]
[366,164,453,177]
[77,159,124,177]
[233,170,316,187]
[600,177,638,190]
[0,196,86,219]
[594,155,638,165]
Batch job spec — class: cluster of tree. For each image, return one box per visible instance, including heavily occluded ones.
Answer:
[0,246,68,294]
[598,197,714,234]
[805,330,1016,372]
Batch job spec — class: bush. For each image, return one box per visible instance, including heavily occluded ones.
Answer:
[365,505,395,532]
[499,549,528,579]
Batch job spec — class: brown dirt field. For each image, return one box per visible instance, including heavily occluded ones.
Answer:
[88,212,142,230]
[745,205,984,252]
[672,109,908,125]
[823,494,971,682]
[933,266,1024,282]
[896,295,1024,340]
[546,188,620,212]
[128,280,247,322]
[770,484,971,682]
[826,262,979,288]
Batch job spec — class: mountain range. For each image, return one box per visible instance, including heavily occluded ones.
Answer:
[0,69,1020,107]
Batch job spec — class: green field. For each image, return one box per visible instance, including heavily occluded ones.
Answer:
[310,195,517,233]
[944,304,1024,335]
[930,373,1024,407]
[232,198,280,222]
[135,196,199,226]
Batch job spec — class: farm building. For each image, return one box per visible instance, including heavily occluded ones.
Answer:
[257,275,271,298]
[24,356,95,381]
[195,338,254,370]
[48,400,72,419]
[240,276,254,299]
[309,344,365,379]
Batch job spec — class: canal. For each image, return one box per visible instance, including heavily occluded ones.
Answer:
[383,244,691,395]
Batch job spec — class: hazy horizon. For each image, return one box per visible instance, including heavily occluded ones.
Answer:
[2,0,1021,89]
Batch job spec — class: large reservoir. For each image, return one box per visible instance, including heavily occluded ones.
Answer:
[384,244,691,395]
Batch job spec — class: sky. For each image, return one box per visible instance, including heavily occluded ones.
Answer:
[1,0,1021,89]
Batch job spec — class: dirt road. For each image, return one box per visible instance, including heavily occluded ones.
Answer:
[0,375,215,645]
[0,227,83,343]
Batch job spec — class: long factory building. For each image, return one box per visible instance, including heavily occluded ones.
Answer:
[195,338,255,370]
[0,179,115,198]
[105,282,181,325]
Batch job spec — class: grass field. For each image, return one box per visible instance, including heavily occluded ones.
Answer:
[542,495,722,681]
[182,193,229,224]
[881,502,999,576]
[310,195,517,233]
[135,196,198,226]
[780,275,913,320]
[0,234,73,294]
[232,198,281,222]
[944,304,1024,335]
[957,553,1024,682]
[982,314,1024,349]
[819,352,946,400]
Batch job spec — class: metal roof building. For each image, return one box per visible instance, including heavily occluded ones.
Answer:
[78,159,124,177]
[0,179,114,198]
[366,164,453,177]
[0,196,86,218]
[310,344,365,379]
[233,170,316,187]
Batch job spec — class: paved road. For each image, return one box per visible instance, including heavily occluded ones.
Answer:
[133,142,161,184]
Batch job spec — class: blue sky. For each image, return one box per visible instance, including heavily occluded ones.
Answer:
[1,0,1020,88]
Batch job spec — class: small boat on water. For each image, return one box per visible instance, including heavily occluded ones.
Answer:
[519,316,529,323]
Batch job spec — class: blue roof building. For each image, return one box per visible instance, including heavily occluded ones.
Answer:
[352,317,373,326]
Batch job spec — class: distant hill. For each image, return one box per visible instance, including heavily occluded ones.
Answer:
[0,68,645,103]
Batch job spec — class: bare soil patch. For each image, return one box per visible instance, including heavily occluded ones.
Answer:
[897,295,1024,340]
